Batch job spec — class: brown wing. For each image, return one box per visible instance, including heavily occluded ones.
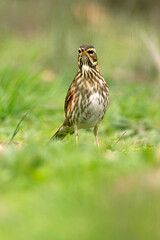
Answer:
[64,71,80,125]
[65,87,75,114]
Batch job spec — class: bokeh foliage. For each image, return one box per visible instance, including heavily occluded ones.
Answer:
[0,1,160,239]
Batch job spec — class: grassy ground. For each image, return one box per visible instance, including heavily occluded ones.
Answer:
[0,6,160,240]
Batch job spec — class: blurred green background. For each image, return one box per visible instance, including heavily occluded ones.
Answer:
[0,0,160,239]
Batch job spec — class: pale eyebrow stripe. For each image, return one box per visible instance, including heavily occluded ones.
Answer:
[87,48,96,52]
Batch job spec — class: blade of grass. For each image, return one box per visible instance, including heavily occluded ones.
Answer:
[8,112,29,145]
[114,131,126,147]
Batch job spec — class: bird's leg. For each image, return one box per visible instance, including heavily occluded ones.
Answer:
[74,125,78,144]
[94,125,99,146]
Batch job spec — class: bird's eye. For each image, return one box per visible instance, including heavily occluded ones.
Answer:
[78,49,81,54]
[87,50,94,54]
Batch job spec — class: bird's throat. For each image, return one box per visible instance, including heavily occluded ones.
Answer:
[82,64,90,73]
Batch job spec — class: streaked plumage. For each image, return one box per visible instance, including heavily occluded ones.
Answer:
[50,44,109,145]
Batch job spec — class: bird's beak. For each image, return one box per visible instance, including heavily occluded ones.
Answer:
[82,50,87,54]
[81,48,87,54]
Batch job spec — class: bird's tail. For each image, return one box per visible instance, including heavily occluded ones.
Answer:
[49,123,70,142]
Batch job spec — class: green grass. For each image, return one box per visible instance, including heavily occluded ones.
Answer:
[0,7,160,240]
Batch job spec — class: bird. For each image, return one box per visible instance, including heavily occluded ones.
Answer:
[50,44,109,146]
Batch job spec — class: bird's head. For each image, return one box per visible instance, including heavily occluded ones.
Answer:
[78,44,99,71]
